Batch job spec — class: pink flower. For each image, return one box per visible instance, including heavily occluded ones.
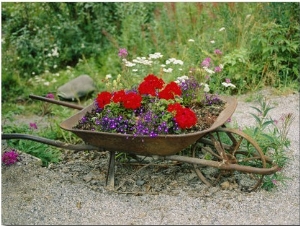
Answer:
[46,93,55,99]
[2,150,19,165]
[118,48,128,58]
[225,78,231,83]
[201,58,211,67]
[29,122,38,130]
[214,66,222,73]
[214,49,222,55]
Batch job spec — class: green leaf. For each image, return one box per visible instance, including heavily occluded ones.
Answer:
[261,133,276,143]
[250,106,262,114]
[249,113,262,125]
[261,120,274,130]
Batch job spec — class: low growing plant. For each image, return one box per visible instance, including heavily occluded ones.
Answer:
[241,96,294,191]
[2,120,62,167]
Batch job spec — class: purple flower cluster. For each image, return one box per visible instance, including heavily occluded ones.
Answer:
[134,110,170,137]
[29,122,38,129]
[204,93,222,105]
[46,93,55,99]
[94,114,134,134]
[178,76,202,103]
[2,150,19,166]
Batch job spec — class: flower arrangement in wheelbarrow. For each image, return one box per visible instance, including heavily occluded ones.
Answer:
[74,73,226,137]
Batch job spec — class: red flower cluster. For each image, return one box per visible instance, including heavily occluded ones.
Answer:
[122,92,142,109]
[96,91,112,108]
[95,74,198,129]
[167,103,197,129]
[96,90,142,110]
[138,74,164,96]
[158,81,182,100]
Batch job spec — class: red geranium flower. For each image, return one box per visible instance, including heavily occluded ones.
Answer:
[167,103,184,115]
[158,81,182,100]
[112,90,126,103]
[123,92,142,109]
[174,107,197,129]
[96,91,112,108]
[138,74,164,96]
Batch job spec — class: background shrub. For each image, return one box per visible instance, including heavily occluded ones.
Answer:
[2,2,299,102]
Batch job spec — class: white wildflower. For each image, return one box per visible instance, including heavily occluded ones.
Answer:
[163,68,173,73]
[188,39,195,42]
[201,83,210,92]
[173,59,184,65]
[124,61,136,67]
[166,58,176,65]
[105,74,112,80]
[203,66,215,74]
[210,40,215,44]
[175,75,189,84]
[222,82,236,88]
[51,47,59,57]
[219,27,225,32]
[149,52,163,59]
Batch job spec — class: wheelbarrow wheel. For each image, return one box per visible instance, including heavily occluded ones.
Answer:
[192,127,267,192]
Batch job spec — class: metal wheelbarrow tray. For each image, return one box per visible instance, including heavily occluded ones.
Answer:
[2,95,280,192]
[60,96,236,156]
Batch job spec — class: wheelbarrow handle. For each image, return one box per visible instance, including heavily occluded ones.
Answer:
[29,94,84,110]
[2,133,101,151]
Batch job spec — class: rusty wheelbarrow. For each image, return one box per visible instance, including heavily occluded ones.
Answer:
[2,94,280,192]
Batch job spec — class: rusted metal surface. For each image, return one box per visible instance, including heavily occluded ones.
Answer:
[164,154,279,175]
[2,133,100,151]
[60,96,238,156]
[29,94,84,110]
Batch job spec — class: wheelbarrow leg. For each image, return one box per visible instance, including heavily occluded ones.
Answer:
[106,151,115,190]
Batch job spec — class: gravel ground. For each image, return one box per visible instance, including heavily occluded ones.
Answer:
[1,89,299,225]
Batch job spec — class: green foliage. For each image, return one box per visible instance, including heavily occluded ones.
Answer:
[2,121,62,167]
[241,96,294,190]
[2,2,299,97]
[250,22,300,88]
[1,2,120,77]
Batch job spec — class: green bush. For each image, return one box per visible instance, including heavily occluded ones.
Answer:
[2,2,299,100]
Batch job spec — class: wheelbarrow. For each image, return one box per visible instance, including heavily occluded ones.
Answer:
[2,94,280,192]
